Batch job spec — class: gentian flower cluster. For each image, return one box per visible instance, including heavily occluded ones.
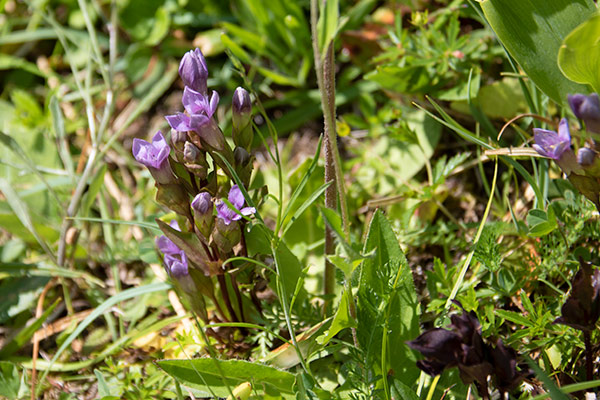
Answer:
[407,303,526,398]
[532,93,600,210]
[132,48,260,326]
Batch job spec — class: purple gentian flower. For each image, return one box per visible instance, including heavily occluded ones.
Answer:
[568,93,600,133]
[532,118,571,160]
[165,87,219,133]
[192,192,213,215]
[132,131,174,184]
[156,220,189,278]
[179,48,208,95]
[155,220,181,256]
[216,185,255,225]
[232,87,252,130]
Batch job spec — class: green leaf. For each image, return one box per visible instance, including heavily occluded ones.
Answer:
[317,0,339,53]
[356,210,420,387]
[495,309,532,327]
[0,361,21,399]
[316,288,356,345]
[526,207,558,237]
[558,13,600,92]
[156,359,295,396]
[480,0,594,105]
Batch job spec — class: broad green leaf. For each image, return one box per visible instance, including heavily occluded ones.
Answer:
[558,13,600,92]
[316,288,356,345]
[156,359,295,396]
[480,0,594,105]
[357,210,420,387]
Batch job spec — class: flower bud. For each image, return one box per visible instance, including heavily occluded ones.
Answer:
[232,87,252,130]
[232,87,253,150]
[179,48,208,95]
[568,93,600,133]
[184,141,201,163]
[578,147,596,166]
[191,192,214,239]
[171,129,187,152]
[213,218,241,254]
[234,147,251,167]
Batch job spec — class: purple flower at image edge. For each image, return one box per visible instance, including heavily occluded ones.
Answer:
[568,93,600,121]
[132,131,170,169]
[165,87,219,133]
[532,118,571,160]
[216,185,256,225]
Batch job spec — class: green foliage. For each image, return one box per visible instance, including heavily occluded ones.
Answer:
[480,0,595,105]
[157,358,296,397]
[356,210,420,389]
[558,13,600,92]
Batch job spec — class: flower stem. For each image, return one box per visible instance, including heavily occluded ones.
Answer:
[584,330,593,381]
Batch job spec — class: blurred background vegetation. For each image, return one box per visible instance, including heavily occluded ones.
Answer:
[1,0,598,398]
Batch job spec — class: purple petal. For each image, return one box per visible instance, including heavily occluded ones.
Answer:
[227,185,244,209]
[156,235,180,256]
[240,206,256,216]
[192,192,213,214]
[189,114,210,131]
[132,131,170,169]
[182,86,208,115]
[557,118,571,143]
[216,202,236,225]
[209,91,219,116]
[169,220,181,231]
[166,113,192,132]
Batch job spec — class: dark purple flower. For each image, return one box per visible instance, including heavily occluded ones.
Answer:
[533,118,571,160]
[555,260,600,332]
[216,185,255,225]
[408,303,524,397]
[179,48,208,95]
[165,87,219,133]
[132,131,174,184]
[568,93,600,133]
